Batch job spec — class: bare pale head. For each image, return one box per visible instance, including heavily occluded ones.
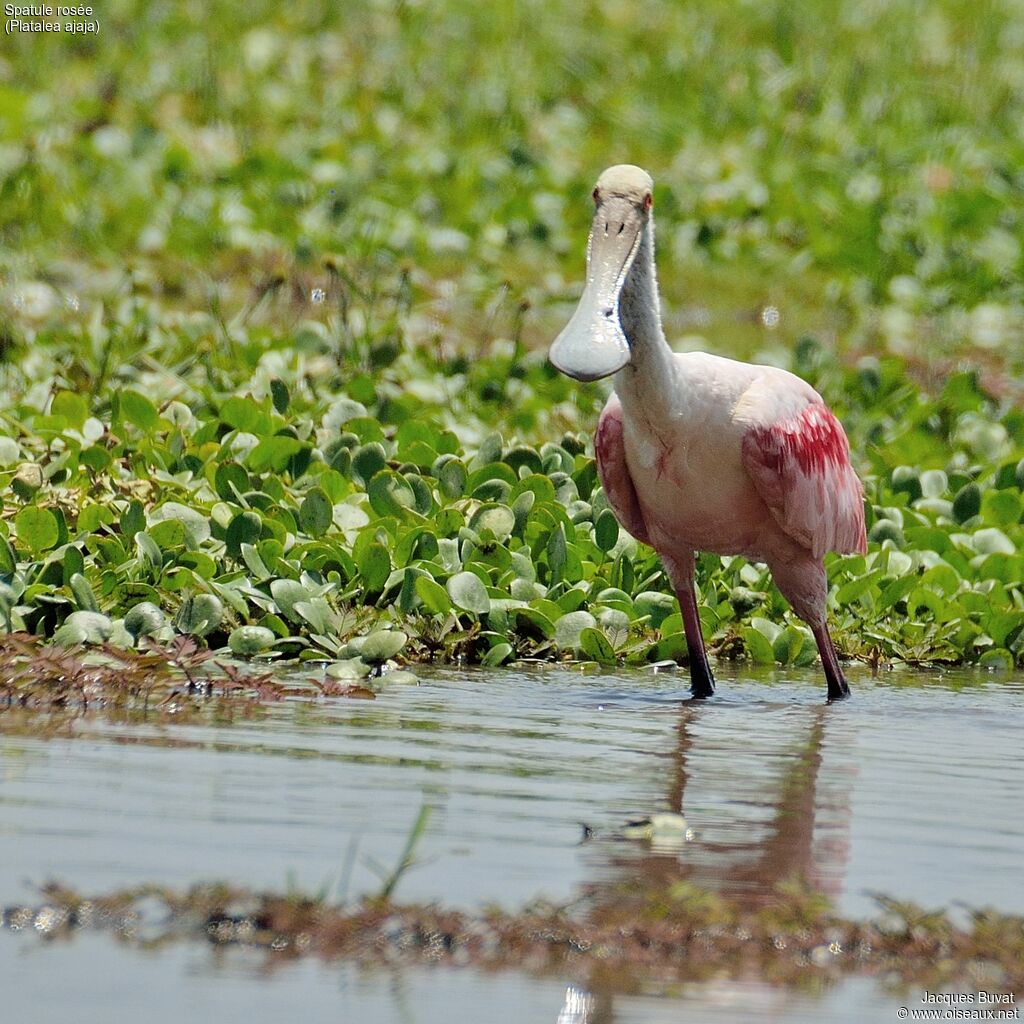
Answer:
[549,165,654,382]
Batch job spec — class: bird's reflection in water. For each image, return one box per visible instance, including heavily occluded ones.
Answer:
[630,701,855,906]
[556,698,857,1023]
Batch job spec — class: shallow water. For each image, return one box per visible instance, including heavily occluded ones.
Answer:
[1,936,903,1024]
[2,663,1023,1019]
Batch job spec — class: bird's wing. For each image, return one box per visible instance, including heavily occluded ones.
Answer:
[740,396,866,559]
[594,394,651,545]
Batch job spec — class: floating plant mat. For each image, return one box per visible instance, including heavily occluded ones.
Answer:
[0,632,392,713]
[4,880,1023,997]
[3,351,1024,678]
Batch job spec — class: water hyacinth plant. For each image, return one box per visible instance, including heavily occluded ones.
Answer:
[2,0,1024,679]
[2,318,1024,676]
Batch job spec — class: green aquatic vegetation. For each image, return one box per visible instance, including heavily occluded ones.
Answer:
[5,0,1024,370]
[4,1,1024,676]
[2,325,1024,672]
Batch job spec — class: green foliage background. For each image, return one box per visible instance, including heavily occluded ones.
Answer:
[3,0,1024,670]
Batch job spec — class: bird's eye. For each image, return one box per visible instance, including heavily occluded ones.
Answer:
[592,187,601,205]
[643,192,653,212]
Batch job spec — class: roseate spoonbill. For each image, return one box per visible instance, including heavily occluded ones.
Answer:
[550,165,866,702]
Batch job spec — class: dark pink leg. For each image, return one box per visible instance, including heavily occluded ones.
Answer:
[771,557,851,703]
[811,623,851,702]
[678,580,716,698]
[664,553,715,698]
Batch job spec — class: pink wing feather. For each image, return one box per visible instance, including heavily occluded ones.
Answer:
[742,401,866,559]
[594,394,651,546]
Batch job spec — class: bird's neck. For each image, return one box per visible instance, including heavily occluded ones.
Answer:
[613,222,678,419]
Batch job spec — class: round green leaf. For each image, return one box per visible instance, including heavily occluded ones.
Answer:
[61,610,114,644]
[511,489,535,533]
[406,474,434,515]
[367,471,416,518]
[835,569,884,605]
[299,488,333,537]
[469,503,515,542]
[118,389,159,432]
[360,629,408,663]
[293,597,332,634]
[124,602,167,639]
[352,443,388,486]
[743,626,776,665]
[226,510,263,555]
[634,591,676,629]
[435,456,467,500]
[149,519,187,551]
[270,378,290,414]
[221,396,271,434]
[891,466,922,502]
[919,469,948,498]
[973,528,1015,555]
[358,542,391,591]
[512,606,555,640]
[772,625,805,665]
[547,523,567,576]
[229,625,276,656]
[447,571,490,614]
[215,461,250,502]
[327,657,372,680]
[472,432,503,468]
[978,648,1013,670]
[174,594,224,636]
[79,446,111,472]
[14,506,59,553]
[69,571,99,612]
[952,483,982,524]
[594,509,619,552]
[51,390,88,430]
[270,578,311,620]
[504,445,542,474]
[554,610,597,650]
[982,489,1023,528]
[481,642,514,666]
[247,436,305,473]
[868,519,905,546]
[416,576,453,615]
[324,397,368,431]
[120,499,146,540]
[149,502,212,548]
[579,626,615,664]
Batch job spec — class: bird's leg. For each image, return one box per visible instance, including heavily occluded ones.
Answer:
[679,583,716,698]
[664,553,715,699]
[770,558,851,703]
[811,623,851,702]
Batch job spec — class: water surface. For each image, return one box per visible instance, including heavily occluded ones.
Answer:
[2,664,1022,1019]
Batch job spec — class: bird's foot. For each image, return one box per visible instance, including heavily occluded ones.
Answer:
[825,673,851,703]
[688,655,716,700]
[812,623,852,703]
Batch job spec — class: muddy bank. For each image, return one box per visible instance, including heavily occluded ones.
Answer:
[6,880,1022,996]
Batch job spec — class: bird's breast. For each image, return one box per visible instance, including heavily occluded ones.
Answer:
[620,414,770,557]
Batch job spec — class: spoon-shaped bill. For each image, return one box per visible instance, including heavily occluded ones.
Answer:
[549,197,644,382]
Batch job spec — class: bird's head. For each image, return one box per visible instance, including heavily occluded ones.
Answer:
[549,164,654,382]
